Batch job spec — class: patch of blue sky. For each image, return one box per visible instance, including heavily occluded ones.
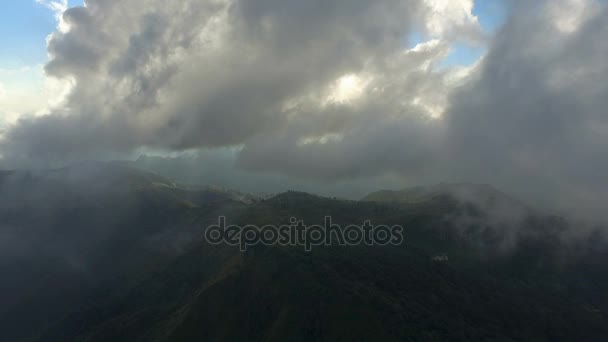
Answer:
[407,30,486,69]
[431,0,507,68]
[407,30,426,48]
[442,0,507,67]
[0,0,84,69]
[474,0,508,33]
[439,43,485,68]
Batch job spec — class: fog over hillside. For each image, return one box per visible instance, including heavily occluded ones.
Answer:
[0,163,607,341]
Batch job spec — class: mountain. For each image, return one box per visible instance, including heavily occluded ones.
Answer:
[1,165,608,341]
[363,183,526,210]
[0,163,251,341]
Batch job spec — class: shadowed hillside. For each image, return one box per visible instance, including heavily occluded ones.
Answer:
[1,164,608,341]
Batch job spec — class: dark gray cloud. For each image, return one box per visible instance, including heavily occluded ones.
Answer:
[444,0,608,219]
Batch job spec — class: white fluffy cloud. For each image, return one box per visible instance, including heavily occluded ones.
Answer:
[421,0,484,43]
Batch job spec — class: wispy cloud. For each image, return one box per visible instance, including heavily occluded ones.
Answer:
[36,0,68,17]
[36,0,70,32]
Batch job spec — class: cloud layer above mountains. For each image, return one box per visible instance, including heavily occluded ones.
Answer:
[1,0,607,220]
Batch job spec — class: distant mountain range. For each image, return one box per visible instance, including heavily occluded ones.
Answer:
[1,163,607,341]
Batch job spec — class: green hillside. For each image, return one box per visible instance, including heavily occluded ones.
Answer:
[1,165,607,341]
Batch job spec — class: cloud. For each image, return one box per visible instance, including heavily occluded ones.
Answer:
[2,0,608,221]
[235,39,458,180]
[36,0,68,14]
[0,65,72,131]
[2,0,459,160]
[421,0,486,43]
[36,0,69,25]
[444,0,608,218]
[0,0,74,132]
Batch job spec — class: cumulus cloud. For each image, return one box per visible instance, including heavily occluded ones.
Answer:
[1,0,608,220]
[1,0,457,160]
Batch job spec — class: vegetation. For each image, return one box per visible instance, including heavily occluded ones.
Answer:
[1,164,607,341]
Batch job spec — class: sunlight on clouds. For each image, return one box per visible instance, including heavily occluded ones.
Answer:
[406,39,447,71]
[411,96,444,119]
[36,0,68,12]
[36,0,68,24]
[0,0,606,222]
[415,0,487,71]
[0,1,74,131]
[409,38,443,53]
[0,66,73,126]
[297,133,344,147]
[422,0,482,41]
[43,74,74,110]
[36,0,68,17]
[325,74,369,105]
[547,0,596,33]
[444,58,483,86]
[37,0,73,35]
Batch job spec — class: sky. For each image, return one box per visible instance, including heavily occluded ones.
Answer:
[0,0,503,119]
[1,0,608,222]
[0,0,504,123]
[1,0,501,67]
[0,1,84,67]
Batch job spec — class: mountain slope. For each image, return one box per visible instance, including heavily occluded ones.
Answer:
[0,163,250,341]
[1,169,608,341]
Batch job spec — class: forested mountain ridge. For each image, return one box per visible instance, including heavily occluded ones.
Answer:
[1,164,607,341]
